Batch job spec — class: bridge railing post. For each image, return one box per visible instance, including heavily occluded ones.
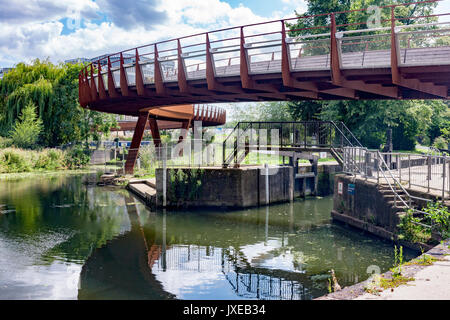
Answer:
[376,154,380,185]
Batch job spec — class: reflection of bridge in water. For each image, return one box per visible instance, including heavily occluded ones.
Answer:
[155,244,312,300]
[79,195,323,299]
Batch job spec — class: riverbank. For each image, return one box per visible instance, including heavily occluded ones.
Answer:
[316,239,450,300]
[0,168,98,181]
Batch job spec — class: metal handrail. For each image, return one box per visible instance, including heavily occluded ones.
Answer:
[221,121,362,167]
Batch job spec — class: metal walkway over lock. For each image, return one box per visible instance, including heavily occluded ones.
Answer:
[80,0,450,116]
[221,121,360,168]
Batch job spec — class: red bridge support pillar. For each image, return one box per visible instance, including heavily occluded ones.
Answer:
[124,111,150,175]
[149,118,161,148]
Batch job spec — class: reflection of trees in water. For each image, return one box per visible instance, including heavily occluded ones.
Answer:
[78,196,174,300]
[0,175,132,264]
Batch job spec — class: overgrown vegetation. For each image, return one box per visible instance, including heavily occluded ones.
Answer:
[0,145,91,173]
[133,145,157,177]
[404,248,441,266]
[365,246,414,295]
[397,210,432,244]
[397,202,450,244]
[167,168,205,206]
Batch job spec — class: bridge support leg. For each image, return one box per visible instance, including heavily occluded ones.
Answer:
[149,118,162,148]
[124,111,150,175]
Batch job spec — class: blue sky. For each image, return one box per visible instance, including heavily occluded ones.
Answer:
[0,0,448,68]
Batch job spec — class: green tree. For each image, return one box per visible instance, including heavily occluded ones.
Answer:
[9,101,43,149]
[287,100,323,121]
[0,59,118,147]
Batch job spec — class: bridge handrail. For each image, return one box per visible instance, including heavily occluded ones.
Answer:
[333,121,363,148]
[80,0,444,80]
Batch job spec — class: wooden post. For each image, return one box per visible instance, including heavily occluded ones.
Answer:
[119,52,129,96]
[107,56,119,98]
[135,48,146,96]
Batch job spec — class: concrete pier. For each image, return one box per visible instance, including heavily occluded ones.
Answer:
[154,166,294,209]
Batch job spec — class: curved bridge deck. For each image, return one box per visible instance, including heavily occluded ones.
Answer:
[80,1,450,116]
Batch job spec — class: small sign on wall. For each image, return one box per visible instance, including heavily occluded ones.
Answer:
[338,182,343,195]
[348,183,355,195]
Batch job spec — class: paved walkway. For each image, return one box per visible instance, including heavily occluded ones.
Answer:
[355,251,450,300]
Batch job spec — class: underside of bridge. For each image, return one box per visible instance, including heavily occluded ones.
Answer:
[78,1,450,173]
[114,104,225,174]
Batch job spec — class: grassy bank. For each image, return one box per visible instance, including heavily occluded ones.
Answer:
[0,147,90,175]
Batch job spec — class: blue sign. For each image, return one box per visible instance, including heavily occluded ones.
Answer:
[348,184,355,195]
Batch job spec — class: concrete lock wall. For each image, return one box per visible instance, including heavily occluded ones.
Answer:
[155,166,293,209]
[293,163,341,197]
[332,174,401,235]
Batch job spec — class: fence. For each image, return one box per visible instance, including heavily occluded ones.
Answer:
[342,147,450,200]
[90,140,255,175]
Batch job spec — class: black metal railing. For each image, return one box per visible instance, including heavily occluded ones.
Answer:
[222,121,361,167]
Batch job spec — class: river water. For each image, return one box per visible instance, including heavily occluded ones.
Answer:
[0,173,416,300]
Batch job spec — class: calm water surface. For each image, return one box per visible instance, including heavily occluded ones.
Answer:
[0,174,417,300]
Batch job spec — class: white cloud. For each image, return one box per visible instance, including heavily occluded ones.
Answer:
[0,0,308,67]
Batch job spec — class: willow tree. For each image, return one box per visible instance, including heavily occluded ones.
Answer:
[0,59,117,147]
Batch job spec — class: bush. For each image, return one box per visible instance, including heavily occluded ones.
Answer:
[397,210,432,244]
[0,149,32,173]
[139,145,156,174]
[0,136,13,148]
[35,149,64,170]
[423,202,450,238]
[63,145,91,169]
[433,136,448,150]
[9,102,43,149]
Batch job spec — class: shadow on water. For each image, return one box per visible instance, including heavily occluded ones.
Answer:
[0,174,418,300]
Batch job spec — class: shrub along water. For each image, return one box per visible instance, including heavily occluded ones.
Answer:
[398,202,450,244]
[0,146,91,173]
